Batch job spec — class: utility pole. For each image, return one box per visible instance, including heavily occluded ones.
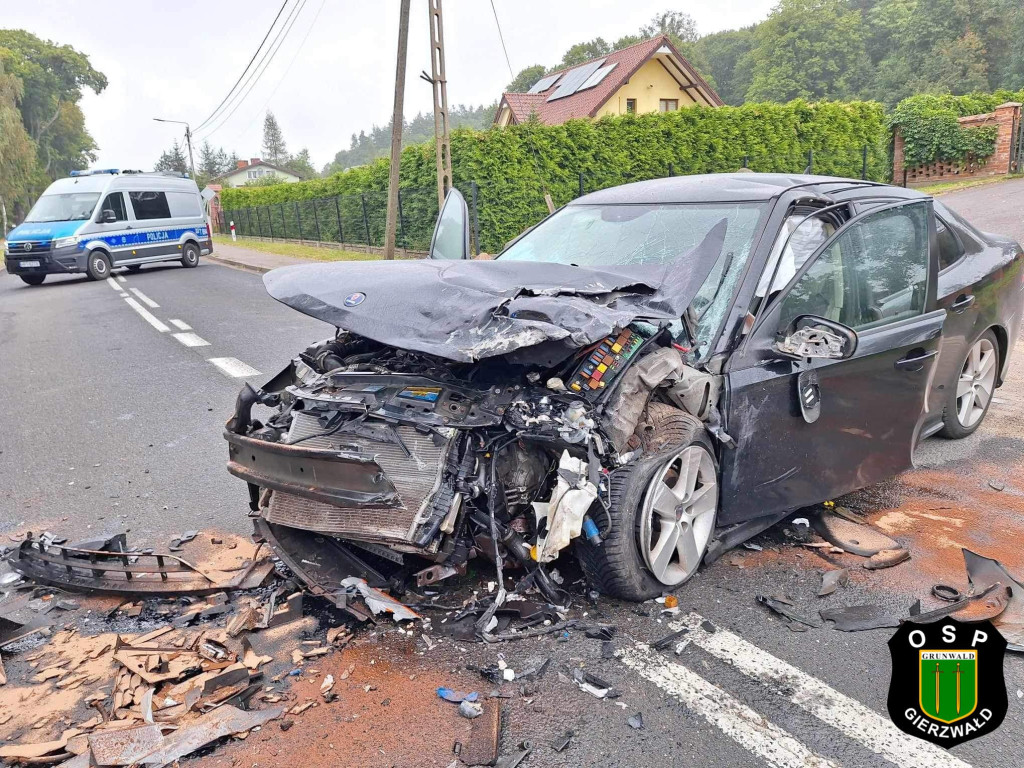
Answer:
[153,118,196,180]
[384,0,411,261]
[426,0,452,209]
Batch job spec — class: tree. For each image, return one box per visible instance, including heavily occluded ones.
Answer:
[745,0,872,102]
[506,64,546,93]
[0,58,37,230]
[696,27,757,105]
[0,30,104,199]
[559,38,611,68]
[154,141,188,174]
[640,10,699,43]
[261,111,287,164]
[285,148,317,179]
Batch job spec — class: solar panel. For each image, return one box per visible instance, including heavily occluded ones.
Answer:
[577,62,617,91]
[527,73,562,94]
[547,59,606,101]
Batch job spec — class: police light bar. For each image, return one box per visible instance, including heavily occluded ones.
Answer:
[69,168,120,177]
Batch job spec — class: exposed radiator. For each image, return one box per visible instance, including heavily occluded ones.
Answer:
[264,412,454,544]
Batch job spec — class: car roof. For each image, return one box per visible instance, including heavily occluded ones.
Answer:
[572,173,928,205]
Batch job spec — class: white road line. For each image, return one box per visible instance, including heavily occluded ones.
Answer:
[173,332,210,348]
[117,275,127,283]
[129,287,159,308]
[671,614,971,768]
[208,357,261,378]
[620,644,840,768]
[123,297,170,333]
[169,319,192,331]
[105,277,121,291]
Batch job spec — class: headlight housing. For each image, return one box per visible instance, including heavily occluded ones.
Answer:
[53,236,78,249]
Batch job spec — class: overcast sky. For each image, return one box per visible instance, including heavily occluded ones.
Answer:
[6,0,776,171]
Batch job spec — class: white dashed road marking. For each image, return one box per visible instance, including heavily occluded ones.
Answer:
[129,287,159,308]
[116,275,127,283]
[208,357,261,378]
[620,643,841,768]
[173,332,210,348]
[105,277,121,291]
[123,297,170,333]
[667,614,971,768]
[169,319,192,331]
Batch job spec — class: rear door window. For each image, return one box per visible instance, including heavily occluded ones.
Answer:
[935,216,965,270]
[129,191,172,220]
[167,191,202,218]
[100,192,128,222]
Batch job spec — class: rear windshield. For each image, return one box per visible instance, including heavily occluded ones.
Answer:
[25,193,100,223]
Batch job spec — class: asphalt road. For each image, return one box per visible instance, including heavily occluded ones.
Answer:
[2,179,1023,768]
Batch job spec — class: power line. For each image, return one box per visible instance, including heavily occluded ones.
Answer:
[194,0,290,133]
[227,0,326,146]
[489,0,515,79]
[196,0,307,141]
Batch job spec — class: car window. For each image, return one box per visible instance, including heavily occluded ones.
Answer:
[936,216,964,270]
[129,191,172,220]
[166,191,201,218]
[431,191,467,260]
[100,192,128,222]
[778,203,929,332]
[756,213,835,297]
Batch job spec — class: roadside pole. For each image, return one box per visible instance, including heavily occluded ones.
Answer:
[384,0,411,261]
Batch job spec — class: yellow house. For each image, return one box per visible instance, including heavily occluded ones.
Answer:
[494,35,722,127]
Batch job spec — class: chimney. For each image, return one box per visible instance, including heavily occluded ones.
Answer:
[250,158,260,165]
[236,160,248,169]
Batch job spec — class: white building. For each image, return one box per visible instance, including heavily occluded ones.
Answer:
[212,158,301,188]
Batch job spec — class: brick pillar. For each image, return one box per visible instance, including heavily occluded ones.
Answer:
[993,102,1022,174]
[892,131,905,185]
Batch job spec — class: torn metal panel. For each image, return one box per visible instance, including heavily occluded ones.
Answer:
[6,535,272,595]
[810,511,899,557]
[263,226,724,363]
[820,604,902,632]
[88,724,165,766]
[136,704,283,767]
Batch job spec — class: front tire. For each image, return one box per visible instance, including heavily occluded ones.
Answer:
[19,274,46,286]
[85,251,111,281]
[577,403,718,600]
[181,242,200,268]
[939,330,998,439]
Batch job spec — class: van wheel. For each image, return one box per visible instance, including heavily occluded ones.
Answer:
[181,242,200,268]
[86,251,111,281]
[20,274,46,286]
[577,403,718,601]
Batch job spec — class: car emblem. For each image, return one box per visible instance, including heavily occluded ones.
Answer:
[24,242,32,252]
[344,292,366,307]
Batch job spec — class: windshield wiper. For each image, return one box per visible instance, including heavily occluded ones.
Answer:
[696,251,735,320]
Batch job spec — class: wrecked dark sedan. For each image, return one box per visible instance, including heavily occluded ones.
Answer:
[224,174,1024,602]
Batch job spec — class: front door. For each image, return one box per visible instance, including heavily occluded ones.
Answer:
[719,200,945,524]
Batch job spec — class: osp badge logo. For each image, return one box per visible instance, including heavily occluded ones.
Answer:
[887,617,1007,747]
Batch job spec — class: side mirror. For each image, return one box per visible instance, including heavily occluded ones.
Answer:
[100,209,117,223]
[775,315,857,360]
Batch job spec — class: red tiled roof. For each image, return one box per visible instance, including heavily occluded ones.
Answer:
[495,35,722,126]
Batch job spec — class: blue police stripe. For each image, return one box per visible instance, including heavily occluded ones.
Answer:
[84,225,209,251]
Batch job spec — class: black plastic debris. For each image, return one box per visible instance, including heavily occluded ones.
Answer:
[757,595,820,630]
[552,731,574,752]
[932,584,962,602]
[819,604,902,631]
[584,625,615,641]
[571,668,620,698]
[651,628,688,651]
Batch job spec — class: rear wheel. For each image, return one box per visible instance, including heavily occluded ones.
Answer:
[86,251,111,281]
[19,274,46,286]
[939,330,998,439]
[181,242,200,268]
[577,403,718,600]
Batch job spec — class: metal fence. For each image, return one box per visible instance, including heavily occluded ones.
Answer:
[215,146,885,256]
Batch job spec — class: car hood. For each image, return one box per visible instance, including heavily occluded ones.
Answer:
[7,220,82,242]
[264,221,726,362]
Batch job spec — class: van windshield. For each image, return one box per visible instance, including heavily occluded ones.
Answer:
[25,193,100,223]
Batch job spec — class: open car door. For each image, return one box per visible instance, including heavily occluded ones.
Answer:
[429,188,470,260]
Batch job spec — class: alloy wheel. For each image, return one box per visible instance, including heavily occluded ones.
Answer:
[956,337,997,428]
[639,445,718,585]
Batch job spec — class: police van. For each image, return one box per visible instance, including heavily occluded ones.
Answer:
[4,169,212,286]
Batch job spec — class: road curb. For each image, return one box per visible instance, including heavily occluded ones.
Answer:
[204,253,273,276]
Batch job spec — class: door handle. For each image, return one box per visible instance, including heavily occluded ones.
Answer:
[951,294,975,313]
[895,349,938,372]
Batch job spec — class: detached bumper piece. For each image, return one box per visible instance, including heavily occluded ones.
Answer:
[6,533,273,595]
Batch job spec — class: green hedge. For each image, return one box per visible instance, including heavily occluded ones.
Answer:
[222,99,888,253]
[889,90,1024,169]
